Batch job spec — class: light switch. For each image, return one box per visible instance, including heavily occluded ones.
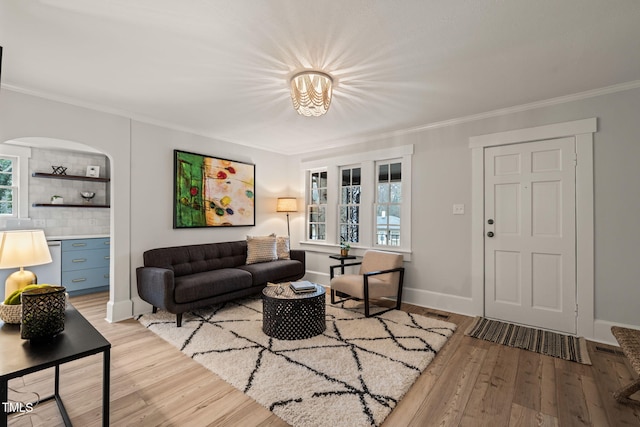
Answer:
[453,204,465,215]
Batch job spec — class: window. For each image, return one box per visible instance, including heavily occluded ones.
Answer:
[339,166,361,244]
[301,144,412,252]
[0,156,17,216]
[307,170,327,240]
[375,161,402,246]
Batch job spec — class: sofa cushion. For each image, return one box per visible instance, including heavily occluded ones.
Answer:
[246,235,277,264]
[276,236,290,260]
[174,268,253,303]
[238,259,304,286]
[143,241,247,276]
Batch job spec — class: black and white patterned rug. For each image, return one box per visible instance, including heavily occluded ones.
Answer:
[137,295,456,426]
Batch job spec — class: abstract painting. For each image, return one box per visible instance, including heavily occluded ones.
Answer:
[174,150,255,228]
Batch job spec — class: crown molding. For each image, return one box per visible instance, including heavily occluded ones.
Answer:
[3,79,640,156]
[307,79,640,153]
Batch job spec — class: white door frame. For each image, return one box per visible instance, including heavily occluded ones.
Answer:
[469,118,596,338]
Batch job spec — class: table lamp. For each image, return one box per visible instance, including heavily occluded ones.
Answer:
[276,197,297,237]
[0,229,52,299]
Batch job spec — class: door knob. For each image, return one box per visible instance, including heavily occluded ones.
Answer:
[487,231,494,237]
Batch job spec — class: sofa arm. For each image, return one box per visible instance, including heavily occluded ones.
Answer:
[136,266,176,311]
[290,249,306,272]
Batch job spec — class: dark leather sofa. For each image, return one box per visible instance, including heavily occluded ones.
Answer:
[136,240,305,326]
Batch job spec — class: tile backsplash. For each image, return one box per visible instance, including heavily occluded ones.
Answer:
[18,148,110,237]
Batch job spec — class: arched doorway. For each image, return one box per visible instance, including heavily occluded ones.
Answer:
[0,137,114,304]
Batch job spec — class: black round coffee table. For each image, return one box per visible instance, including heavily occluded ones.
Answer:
[262,283,326,340]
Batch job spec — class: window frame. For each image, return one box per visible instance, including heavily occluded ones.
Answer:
[0,145,32,219]
[374,159,403,248]
[306,168,328,241]
[300,145,412,254]
[0,155,18,217]
[338,165,362,245]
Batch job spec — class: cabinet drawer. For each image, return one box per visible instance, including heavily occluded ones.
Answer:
[62,238,110,252]
[62,248,110,272]
[61,267,110,292]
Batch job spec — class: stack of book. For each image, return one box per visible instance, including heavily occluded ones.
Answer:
[289,281,317,293]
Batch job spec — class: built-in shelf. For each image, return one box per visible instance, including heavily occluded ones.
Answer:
[32,172,110,183]
[32,203,110,208]
[31,171,110,208]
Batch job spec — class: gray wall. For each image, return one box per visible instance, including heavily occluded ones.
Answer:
[293,86,640,335]
[1,85,638,343]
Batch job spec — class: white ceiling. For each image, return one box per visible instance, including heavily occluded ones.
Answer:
[2,1,640,155]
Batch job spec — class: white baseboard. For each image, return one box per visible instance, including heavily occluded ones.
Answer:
[402,287,478,317]
[592,319,640,346]
[131,295,153,316]
[306,271,479,318]
[106,298,133,323]
[304,270,330,287]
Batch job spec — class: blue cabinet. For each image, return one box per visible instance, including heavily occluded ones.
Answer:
[61,238,110,295]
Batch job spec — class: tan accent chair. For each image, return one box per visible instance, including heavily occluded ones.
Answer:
[329,250,405,317]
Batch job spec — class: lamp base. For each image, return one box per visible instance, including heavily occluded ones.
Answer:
[4,268,37,299]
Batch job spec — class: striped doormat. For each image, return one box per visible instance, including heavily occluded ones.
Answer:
[465,317,591,365]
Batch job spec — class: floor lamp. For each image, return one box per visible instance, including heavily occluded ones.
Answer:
[276,197,298,237]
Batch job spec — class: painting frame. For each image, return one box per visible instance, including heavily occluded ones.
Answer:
[173,149,255,228]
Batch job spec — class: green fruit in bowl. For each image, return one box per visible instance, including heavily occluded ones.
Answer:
[3,284,53,305]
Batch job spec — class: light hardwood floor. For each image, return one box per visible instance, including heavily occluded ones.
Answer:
[6,292,640,426]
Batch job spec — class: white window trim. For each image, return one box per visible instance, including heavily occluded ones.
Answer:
[0,145,32,218]
[338,164,362,244]
[306,168,329,241]
[301,145,413,256]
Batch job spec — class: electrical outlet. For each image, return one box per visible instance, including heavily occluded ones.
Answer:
[33,219,46,227]
[452,204,465,215]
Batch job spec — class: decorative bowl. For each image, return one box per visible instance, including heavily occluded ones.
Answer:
[0,302,22,324]
[0,291,69,325]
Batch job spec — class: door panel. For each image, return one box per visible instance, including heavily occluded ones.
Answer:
[494,251,521,304]
[532,180,561,236]
[485,137,576,334]
[531,252,562,310]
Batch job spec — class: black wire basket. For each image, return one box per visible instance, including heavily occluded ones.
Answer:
[21,286,67,340]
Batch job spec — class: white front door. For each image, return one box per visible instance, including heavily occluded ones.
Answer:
[484,137,577,334]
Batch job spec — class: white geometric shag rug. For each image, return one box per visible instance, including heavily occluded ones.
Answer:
[137,295,456,427]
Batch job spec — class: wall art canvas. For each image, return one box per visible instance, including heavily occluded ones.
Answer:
[174,150,255,228]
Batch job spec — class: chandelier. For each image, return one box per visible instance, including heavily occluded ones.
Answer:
[290,71,333,117]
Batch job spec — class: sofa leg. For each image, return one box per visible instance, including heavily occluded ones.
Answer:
[152,306,157,314]
[176,313,182,327]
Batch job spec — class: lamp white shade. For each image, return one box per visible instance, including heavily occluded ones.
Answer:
[0,229,52,269]
[276,197,298,213]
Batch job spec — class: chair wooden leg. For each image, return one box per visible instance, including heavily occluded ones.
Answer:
[176,313,182,327]
[152,306,157,314]
[331,288,336,304]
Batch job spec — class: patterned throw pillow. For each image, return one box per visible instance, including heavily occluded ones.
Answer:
[246,235,277,264]
[276,236,290,260]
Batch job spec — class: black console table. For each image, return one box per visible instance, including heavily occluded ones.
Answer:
[0,304,111,427]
